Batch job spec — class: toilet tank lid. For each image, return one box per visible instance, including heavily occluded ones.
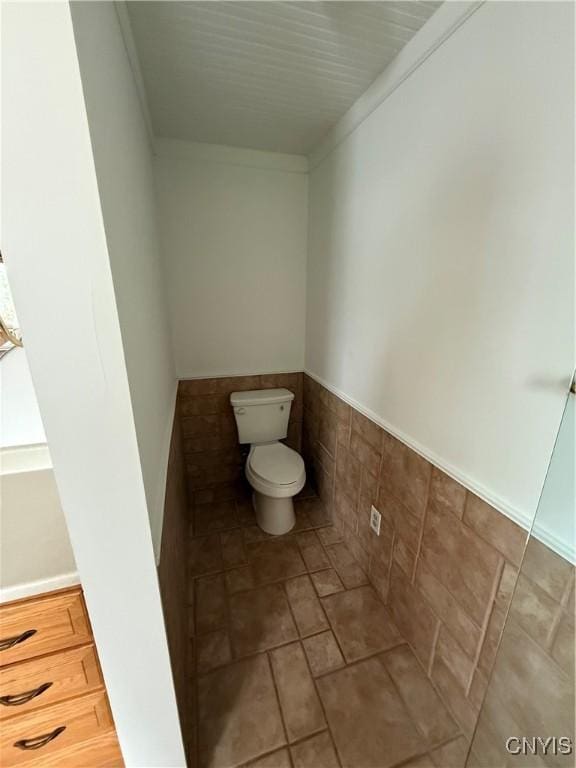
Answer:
[230,388,294,407]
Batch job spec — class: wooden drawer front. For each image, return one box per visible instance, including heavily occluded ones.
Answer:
[0,645,103,721]
[0,590,90,666]
[0,691,114,767]
[24,733,123,768]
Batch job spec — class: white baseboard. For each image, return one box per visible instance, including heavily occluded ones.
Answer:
[303,369,533,533]
[0,571,80,604]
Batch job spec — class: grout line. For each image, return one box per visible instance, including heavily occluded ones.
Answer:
[295,628,344,768]
[386,530,396,603]
[311,640,408,681]
[266,649,291,749]
[465,556,505,697]
[404,634,470,745]
[411,472,433,585]
[427,620,441,678]
[545,569,574,651]
[383,653,433,747]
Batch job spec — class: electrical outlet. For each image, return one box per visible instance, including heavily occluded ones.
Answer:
[370,505,381,536]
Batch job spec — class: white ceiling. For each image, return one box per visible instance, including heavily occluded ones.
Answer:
[127,1,442,155]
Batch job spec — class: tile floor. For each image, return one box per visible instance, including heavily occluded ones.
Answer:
[188,489,469,768]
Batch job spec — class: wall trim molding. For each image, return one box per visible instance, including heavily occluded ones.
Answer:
[304,368,533,534]
[0,443,52,475]
[308,1,485,170]
[177,369,304,381]
[0,571,80,605]
[156,137,309,174]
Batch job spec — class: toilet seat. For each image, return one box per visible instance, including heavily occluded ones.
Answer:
[250,443,304,485]
[246,443,305,498]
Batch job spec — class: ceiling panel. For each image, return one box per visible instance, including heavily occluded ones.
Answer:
[127,1,441,155]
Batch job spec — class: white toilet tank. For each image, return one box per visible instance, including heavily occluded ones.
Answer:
[230,388,294,444]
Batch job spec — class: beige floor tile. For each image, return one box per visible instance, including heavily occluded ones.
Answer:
[290,732,340,768]
[243,525,270,545]
[302,631,344,677]
[430,736,469,768]
[269,642,326,742]
[305,499,333,528]
[316,526,343,547]
[190,534,223,577]
[297,531,331,571]
[311,569,344,597]
[292,508,314,532]
[317,656,422,768]
[551,604,575,677]
[402,757,436,768]
[325,543,368,589]
[236,499,256,526]
[225,566,255,594]
[197,630,232,674]
[242,748,291,768]
[322,586,402,662]
[195,500,238,535]
[381,645,458,746]
[198,654,286,768]
[325,542,355,570]
[221,529,247,569]
[196,574,228,633]
[338,562,369,589]
[248,539,307,585]
[230,584,298,656]
[285,575,329,636]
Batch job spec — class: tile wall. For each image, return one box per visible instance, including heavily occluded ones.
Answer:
[177,373,303,506]
[176,370,573,761]
[158,415,192,742]
[302,373,529,740]
[468,535,575,766]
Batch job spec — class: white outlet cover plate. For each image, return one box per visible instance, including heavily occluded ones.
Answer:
[370,505,381,536]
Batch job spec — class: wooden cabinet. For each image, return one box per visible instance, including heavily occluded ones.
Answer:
[0,645,102,721]
[0,591,91,666]
[0,588,123,767]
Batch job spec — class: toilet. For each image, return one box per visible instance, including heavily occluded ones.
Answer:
[230,388,306,535]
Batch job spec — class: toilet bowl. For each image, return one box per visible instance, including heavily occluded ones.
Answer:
[246,442,305,534]
[230,387,306,536]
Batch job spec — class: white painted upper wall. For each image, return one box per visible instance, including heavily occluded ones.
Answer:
[533,393,575,564]
[70,2,177,558]
[306,1,574,530]
[154,139,308,378]
[0,348,46,447]
[1,447,77,599]
[2,2,185,764]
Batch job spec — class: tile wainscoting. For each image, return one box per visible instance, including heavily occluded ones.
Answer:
[468,535,575,766]
[177,373,303,506]
[302,373,530,741]
[158,415,193,754]
[174,370,573,766]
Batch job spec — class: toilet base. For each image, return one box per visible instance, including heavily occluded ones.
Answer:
[253,492,295,536]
